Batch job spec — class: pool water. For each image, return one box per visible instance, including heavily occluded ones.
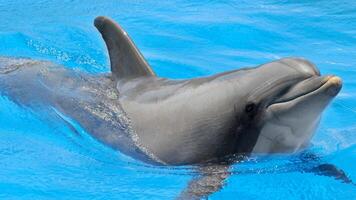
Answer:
[0,0,355,199]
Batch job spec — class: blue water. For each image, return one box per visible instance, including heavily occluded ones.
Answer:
[0,1,355,199]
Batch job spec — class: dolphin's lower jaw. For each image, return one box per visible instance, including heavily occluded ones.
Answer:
[252,75,342,154]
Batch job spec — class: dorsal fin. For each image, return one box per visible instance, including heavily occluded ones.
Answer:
[94,16,155,80]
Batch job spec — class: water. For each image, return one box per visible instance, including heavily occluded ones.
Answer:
[0,0,355,199]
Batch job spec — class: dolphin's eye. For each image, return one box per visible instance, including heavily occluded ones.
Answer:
[245,103,255,113]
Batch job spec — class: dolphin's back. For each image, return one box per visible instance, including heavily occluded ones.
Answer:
[0,56,155,164]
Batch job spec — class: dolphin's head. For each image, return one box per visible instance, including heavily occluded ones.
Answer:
[233,58,342,154]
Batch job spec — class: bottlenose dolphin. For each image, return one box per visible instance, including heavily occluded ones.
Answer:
[93,16,342,164]
[0,16,348,199]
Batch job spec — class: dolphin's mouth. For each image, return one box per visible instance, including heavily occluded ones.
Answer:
[268,75,342,107]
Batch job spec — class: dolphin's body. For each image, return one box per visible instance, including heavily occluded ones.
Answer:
[0,16,346,199]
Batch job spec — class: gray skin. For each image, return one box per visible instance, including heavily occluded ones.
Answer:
[0,16,346,199]
[92,16,342,166]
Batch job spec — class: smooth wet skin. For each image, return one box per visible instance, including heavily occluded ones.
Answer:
[117,56,342,165]
[0,16,346,199]
[254,75,342,153]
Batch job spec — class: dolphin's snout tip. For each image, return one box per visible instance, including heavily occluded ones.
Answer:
[325,76,342,96]
[327,76,342,86]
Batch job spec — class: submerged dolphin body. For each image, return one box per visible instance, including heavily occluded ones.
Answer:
[0,16,347,199]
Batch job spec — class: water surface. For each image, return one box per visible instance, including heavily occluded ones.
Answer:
[0,1,355,199]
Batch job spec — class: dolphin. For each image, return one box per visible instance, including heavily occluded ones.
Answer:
[0,16,347,199]
[92,16,342,164]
